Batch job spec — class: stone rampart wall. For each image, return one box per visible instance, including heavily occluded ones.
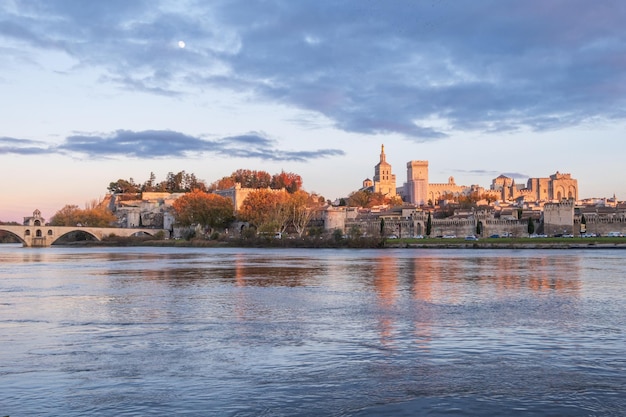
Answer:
[574,217,626,236]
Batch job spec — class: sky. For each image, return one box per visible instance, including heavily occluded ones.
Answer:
[2,0,626,222]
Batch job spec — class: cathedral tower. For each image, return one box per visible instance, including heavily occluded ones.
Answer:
[373,144,397,197]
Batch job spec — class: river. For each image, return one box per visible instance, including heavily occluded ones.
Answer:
[1,245,624,416]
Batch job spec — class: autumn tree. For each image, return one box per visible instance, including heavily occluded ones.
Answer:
[172,190,234,233]
[271,171,303,193]
[348,190,372,208]
[229,169,272,189]
[386,195,403,206]
[238,189,290,234]
[49,205,81,226]
[109,171,206,194]
[347,190,389,208]
[289,190,323,237]
[209,176,236,192]
[209,169,302,193]
[49,203,117,227]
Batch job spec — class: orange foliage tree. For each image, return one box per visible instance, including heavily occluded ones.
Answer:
[49,204,117,227]
[271,171,303,193]
[238,189,290,233]
[172,190,234,232]
[209,169,302,193]
[289,190,323,237]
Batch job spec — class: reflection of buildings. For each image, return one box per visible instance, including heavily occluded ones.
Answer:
[372,256,399,346]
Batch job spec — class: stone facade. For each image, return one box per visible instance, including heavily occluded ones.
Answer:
[373,144,397,197]
[493,172,578,203]
[214,183,256,212]
[214,183,287,213]
[113,192,183,229]
[405,160,429,206]
[428,176,471,203]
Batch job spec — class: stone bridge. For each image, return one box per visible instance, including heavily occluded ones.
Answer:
[0,224,169,247]
[2,210,168,247]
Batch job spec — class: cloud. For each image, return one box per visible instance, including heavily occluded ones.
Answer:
[0,137,50,155]
[3,1,626,140]
[50,130,345,161]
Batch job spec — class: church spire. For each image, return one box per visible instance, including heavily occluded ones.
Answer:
[380,144,386,163]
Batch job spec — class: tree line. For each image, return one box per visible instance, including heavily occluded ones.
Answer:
[107,169,303,195]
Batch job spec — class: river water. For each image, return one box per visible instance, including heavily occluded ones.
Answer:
[1,245,624,416]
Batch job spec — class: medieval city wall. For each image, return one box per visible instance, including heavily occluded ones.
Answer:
[574,216,626,236]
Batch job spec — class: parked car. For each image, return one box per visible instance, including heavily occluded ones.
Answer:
[607,231,624,237]
[465,235,478,241]
[489,234,500,238]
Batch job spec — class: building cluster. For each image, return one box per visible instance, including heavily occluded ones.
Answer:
[102,144,626,239]
[362,144,579,206]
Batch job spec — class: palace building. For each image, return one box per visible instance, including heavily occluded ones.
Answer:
[362,145,578,206]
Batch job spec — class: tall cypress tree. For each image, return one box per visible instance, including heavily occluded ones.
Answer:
[527,217,535,236]
[426,212,432,237]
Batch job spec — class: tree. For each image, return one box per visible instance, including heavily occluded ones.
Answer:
[172,190,234,233]
[49,205,81,226]
[527,217,535,236]
[230,169,272,189]
[209,176,236,191]
[290,190,323,237]
[142,172,157,192]
[108,179,139,194]
[476,220,483,236]
[348,190,372,208]
[271,171,303,193]
[238,189,290,233]
[49,203,117,227]
[426,212,432,237]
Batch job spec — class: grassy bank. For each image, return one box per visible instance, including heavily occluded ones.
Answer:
[387,236,626,249]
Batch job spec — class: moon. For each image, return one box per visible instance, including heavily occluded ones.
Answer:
[178,40,186,49]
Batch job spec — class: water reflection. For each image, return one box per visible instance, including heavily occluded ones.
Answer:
[1,246,623,417]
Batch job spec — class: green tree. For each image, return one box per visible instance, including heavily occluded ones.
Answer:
[476,220,483,236]
[426,212,432,237]
[527,217,535,236]
[108,179,139,194]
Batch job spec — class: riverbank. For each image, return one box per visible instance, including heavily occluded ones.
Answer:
[54,235,626,249]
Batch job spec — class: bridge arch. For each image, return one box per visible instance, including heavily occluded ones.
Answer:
[0,228,26,245]
[51,229,101,245]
